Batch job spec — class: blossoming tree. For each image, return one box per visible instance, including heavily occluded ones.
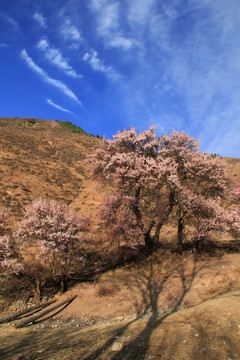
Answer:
[87,126,237,253]
[0,199,89,299]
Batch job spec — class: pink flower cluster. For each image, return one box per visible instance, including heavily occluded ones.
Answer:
[0,199,90,278]
[87,126,240,249]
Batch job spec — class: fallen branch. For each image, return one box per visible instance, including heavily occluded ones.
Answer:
[16,295,77,328]
[0,299,56,324]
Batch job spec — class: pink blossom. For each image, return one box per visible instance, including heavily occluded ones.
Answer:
[87,126,237,251]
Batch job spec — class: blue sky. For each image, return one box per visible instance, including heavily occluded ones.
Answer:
[1,0,240,157]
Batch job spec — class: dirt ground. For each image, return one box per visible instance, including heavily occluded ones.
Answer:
[0,250,240,359]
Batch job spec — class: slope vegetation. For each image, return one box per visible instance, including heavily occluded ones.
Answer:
[0,117,240,360]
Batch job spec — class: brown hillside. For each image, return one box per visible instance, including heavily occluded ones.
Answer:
[224,156,240,180]
[0,116,239,224]
[0,117,240,360]
[0,117,105,224]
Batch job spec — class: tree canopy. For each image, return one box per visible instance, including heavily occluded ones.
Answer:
[87,126,237,252]
[0,199,89,298]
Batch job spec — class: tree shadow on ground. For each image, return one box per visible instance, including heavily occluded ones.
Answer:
[82,253,200,360]
[1,251,238,360]
[108,254,199,360]
[84,251,238,360]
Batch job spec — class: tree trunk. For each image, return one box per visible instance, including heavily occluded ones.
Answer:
[130,191,154,251]
[16,296,77,328]
[144,232,155,252]
[33,279,44,303]
[60,277,68,293]
[177,216,184,254]
[0,299,56,324]
[153,209,172,243]
[154,189,175,244]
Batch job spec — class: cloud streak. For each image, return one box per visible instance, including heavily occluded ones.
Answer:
[46,98,73,113]
[60,17,83,48]
[0,12,20,29]
[37,39,82,78]
[89,0,135,50]
[86,0,239,156]
[33,12,46,28]
[20,49,81,105]
[83,50,119,80]
[3,0,240,157]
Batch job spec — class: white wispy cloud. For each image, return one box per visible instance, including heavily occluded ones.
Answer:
[97,1,119,35]
[89,0,135,50]
[127,0,155,28]
[0,12,19,29]
[60,17,82,48]
[89,0,106,12]
[37,39,82,78]
[88,0,238,156]
[20,49,81,105]
[46,98,73,113]
[83,50,119,80]
[108,35,135,50]
[198,112,240,157]
[33,12,46,28]
[154,0,240,156]
[11,1,240,157]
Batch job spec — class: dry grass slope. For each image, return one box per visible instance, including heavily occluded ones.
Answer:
[0,117,105,224]
[0,117,240,359]
[0,117,239,221]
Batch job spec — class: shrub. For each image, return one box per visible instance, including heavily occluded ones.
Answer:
[27,118,36,125]
[56,120,87,134]
[97,282,119,297]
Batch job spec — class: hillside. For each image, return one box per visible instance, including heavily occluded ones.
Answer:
[0,116,239,222]
[0,117,240,360]
[0,117,106,224]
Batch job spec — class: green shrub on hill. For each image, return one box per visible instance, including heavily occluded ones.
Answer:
[56,120,103,138]
[27,118,36,125]
[56,120,87,134]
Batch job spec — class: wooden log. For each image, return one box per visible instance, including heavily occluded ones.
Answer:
[0,299,56,324]
[16,295,77,328]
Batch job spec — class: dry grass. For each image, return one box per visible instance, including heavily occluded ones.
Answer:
[0,117,103,222]
[1,250,240,359]
[0,289,240,360]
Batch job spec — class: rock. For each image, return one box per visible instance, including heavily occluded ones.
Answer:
[112,341,123,351]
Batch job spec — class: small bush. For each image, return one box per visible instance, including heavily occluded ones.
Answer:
[27,118,36,125]
[56,120,102,138]
[97,282,119,297]
[56,120,87,134]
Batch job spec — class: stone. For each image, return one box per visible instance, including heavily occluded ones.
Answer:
[112,341,123,351]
